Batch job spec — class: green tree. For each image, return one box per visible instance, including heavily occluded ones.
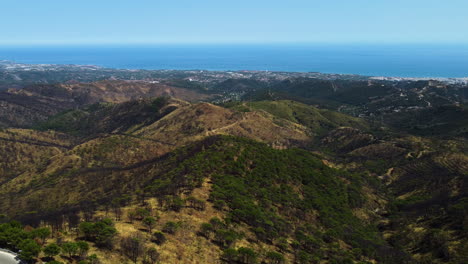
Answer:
[135,208,150,220]
[265,251,285,264]
[43,243,61,258]
[18,239,41,261]
[199,223,213,239]
[61,242,79,258]
[127,210,137,223]
[167,196,184,212]
[213,200,226,210]
[143,217,157,233]
[79,219,117,247]
[162,221,181,234]
[0,221,28,249]
[86,254,100,264]
[76,241,90,257]
[237,247,257,264]
[215,229,240,248]
[47,261,64,264]
[222,248,238,263]
[31,227,51,245]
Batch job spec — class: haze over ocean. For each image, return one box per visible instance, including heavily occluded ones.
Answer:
[1,44,467,78]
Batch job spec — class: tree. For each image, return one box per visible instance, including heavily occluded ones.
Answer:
[265,251,285,264]
[32,227,51,245]
[127,210,137,223]
[86,254,101,264]
[152,231,166,245]
[209,217,224,230]
[0,221,27,249]
[120,234,145,263]
[79,222,94,240]
[222,248,238,263]
[76,241,90,258]
[199,223,213,239]
[213,200,226,210]
[237,247,257,264]
[162,221,181,234]
[113,207,123,221]
[18,239,41,261]
[166,196,184,212]
[93,219,117,241]
[144,247,160,264]
[215,229,240,248]
[143,217,157,233]
[136,189,147,205]
[61,242,79,258]
[135,208,150,220]
[186,196,206,211]
[43,243,61,258]
[79,219,117,248]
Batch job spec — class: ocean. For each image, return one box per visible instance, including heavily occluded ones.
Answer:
[0,44,467,78]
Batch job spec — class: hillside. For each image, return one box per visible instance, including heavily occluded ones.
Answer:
[0,85,466,263]
[0,99,315,218]
[0,81,212,127]
[224,100,368,137]
[0,135,409,264]
[384,104,468,138]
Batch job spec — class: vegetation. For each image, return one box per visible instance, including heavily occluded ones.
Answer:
[0,78,466,264]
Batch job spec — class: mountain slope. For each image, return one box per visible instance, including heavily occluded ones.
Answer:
[0,81,212,127]
[0,136,408,264]
[0,95,466,263]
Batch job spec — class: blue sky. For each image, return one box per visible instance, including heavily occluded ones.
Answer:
[1,0,467,44]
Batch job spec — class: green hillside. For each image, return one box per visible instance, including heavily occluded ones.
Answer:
[224,100,368,136]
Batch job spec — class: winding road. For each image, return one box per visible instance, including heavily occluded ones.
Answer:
[0,249,22,264]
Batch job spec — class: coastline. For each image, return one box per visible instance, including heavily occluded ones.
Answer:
[1,60,467,84]
[1,44,467,78]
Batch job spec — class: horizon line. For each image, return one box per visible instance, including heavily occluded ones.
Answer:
[1,41,468,47]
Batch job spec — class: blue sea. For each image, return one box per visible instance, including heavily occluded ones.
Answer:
[0,44,467,78]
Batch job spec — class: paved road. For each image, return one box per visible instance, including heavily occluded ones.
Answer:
[0,250,21,264]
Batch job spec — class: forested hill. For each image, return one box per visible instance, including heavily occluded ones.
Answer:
[0,73,466,263]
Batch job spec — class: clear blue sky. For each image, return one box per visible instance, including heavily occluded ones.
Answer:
[1,0,467,45]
